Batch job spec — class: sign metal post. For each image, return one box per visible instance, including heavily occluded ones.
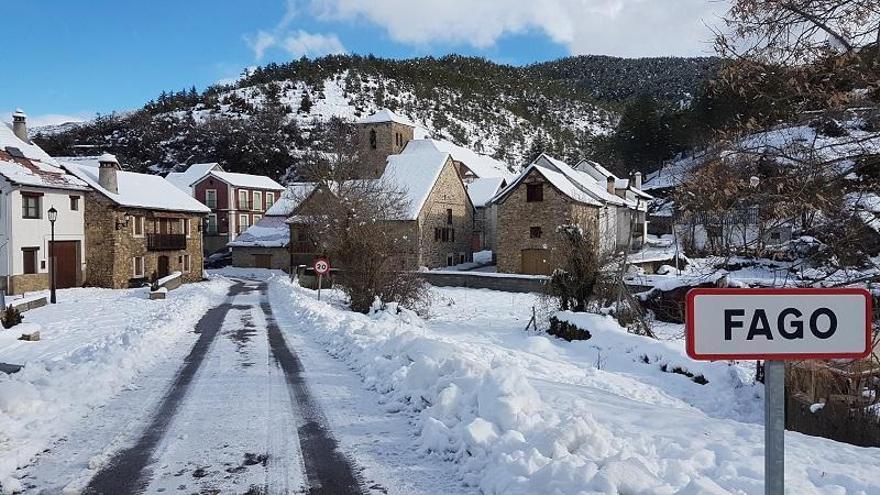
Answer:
[686,287,872,495]
[313,258,330,302]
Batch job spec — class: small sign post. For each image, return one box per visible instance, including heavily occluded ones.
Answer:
[313,258,330,301]
[686,288,872,495]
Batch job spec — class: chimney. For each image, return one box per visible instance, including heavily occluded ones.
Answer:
[98,153,120,194]
[606,176,615,195]
[633,171,642,190]
[12,109,27,142]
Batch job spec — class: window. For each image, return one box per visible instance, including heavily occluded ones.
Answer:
[180,218,191,238]
[69,195,80,211]
[238,190,248,210]
[446,208,453,225]
[253,191,262,211]
[238,214,249,234]
[434,227,455,243]
[369,129,377,149]
[182,254,191,273]
[447,253,454,266]
[205,214,218,235]
[132,256,145,278]
[132,216,145,237]
[266,192,275,209]
[769,231,781,241]
[22,247,38,274]
[22,194,41,219]
[205,189,217,209]
[253,214,262,223]
[526,183,543,202]
[530,226,543,239]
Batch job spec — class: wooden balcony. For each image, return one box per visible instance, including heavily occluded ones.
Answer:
[146,233,187,251]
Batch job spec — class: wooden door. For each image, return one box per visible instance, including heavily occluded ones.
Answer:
[254,254,272,269]
[157,255,170,278]
[49,241,79,288]
[521,249,551,275]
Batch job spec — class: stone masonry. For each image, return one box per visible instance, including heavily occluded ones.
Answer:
[496,169,600,274]
[415,158,474,268]
[84,193,205,289]
[357,120,414,179]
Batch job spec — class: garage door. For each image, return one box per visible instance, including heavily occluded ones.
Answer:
[49,241,79,288]
[254,254,273,269]
[521,249,551,275]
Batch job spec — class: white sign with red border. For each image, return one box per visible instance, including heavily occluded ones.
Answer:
[313,258,330,275]
[686,288,873,361]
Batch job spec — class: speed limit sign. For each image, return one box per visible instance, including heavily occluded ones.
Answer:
[313,258,330,275]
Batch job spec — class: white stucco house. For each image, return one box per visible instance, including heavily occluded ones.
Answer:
[0,110,90,294]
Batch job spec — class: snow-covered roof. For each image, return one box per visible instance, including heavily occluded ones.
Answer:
[406,138,515,180]
[201,170,284,191]
[467,177,506,208]
[166,162,221,193]
[0,123,89,191]
[382,145,452,220]
[228,215,289,248]
[265,182,315,216]
[356,108,415,126]
[575,159,617,182]
[58,156,211,213]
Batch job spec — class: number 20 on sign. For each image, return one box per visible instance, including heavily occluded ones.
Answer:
[686,287,873,495]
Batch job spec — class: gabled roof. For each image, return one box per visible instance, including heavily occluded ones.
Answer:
[467,177,506,208]
[575,158,653,200]
[382,145,453,220]
[406,138,515,181]
[229,216,289,248]
[199,170,284,191]
[265,182,315,216]
[357,109,415,126]
[58,156,210,214]
[0,123,89,191]
[166,162,221,193]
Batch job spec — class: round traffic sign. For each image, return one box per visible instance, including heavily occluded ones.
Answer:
[313,259,330,275]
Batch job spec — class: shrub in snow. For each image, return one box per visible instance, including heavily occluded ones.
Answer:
[547,316,591,341]
[548,225,599,312]
[1,305,23,329]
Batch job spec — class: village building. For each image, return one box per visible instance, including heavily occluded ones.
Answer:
[228,183,314,270]
[0,110,91,294]
[466,177,506,253]
[167,163,285,255]
[58,155,210,288]
[491,154,650,275]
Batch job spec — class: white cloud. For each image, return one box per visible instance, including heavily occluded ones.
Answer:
[307,0,727,57]
[245,0,345,60]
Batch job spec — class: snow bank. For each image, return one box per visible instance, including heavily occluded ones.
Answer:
[269,279,880,494]
[0,278,231,490]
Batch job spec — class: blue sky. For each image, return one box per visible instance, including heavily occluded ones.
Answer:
[1,0,723,126]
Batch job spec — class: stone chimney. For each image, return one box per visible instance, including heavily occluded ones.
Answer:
[98,153,120,194]
[12,109,27,142]
[633,171,642,190]
[606,176,615,195]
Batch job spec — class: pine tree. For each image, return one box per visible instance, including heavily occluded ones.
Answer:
[299,91,313,114]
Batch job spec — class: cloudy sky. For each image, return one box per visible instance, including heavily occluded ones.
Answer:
[2,0,726,124]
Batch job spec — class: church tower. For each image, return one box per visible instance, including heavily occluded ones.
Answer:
[356,109,415,178]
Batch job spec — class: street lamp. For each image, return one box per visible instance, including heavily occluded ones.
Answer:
[48,206,57,304]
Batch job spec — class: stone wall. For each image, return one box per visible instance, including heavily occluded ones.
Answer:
[416,158,474,268]
[496,169,599,274]
[8,273,49,295]
[418,271,548,294]
[231,246,290,271]
[84,193,205,289]
[356,121,414,178]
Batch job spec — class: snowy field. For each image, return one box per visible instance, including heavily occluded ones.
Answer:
[271,276,880,494]
[0,279,231,491]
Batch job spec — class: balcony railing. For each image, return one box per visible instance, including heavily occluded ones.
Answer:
[146,233,187,251]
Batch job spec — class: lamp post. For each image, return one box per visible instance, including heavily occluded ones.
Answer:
[48,206,57,304]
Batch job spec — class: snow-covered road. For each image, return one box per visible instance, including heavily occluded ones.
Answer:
[13,278,463,494]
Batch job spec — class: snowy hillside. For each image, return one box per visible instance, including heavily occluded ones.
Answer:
[33,55,619,181]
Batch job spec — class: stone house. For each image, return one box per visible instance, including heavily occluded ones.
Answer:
[167,163,285,254]
[228,183,314,270]
[0,110,90,294]
[466,177,506,252]
[59,155,210,288]
[492,154,650,275]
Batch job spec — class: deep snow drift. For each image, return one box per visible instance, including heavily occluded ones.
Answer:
[270,277,880,494]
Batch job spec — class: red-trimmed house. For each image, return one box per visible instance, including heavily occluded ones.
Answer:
[189,170,284,254]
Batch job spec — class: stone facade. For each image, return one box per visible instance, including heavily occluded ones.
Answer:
[8,273,50,294]
[357,121,414,178]
[230,246,290,271]
[496,169,600,274]
[414,158,474,268]
[83,193,205,289]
